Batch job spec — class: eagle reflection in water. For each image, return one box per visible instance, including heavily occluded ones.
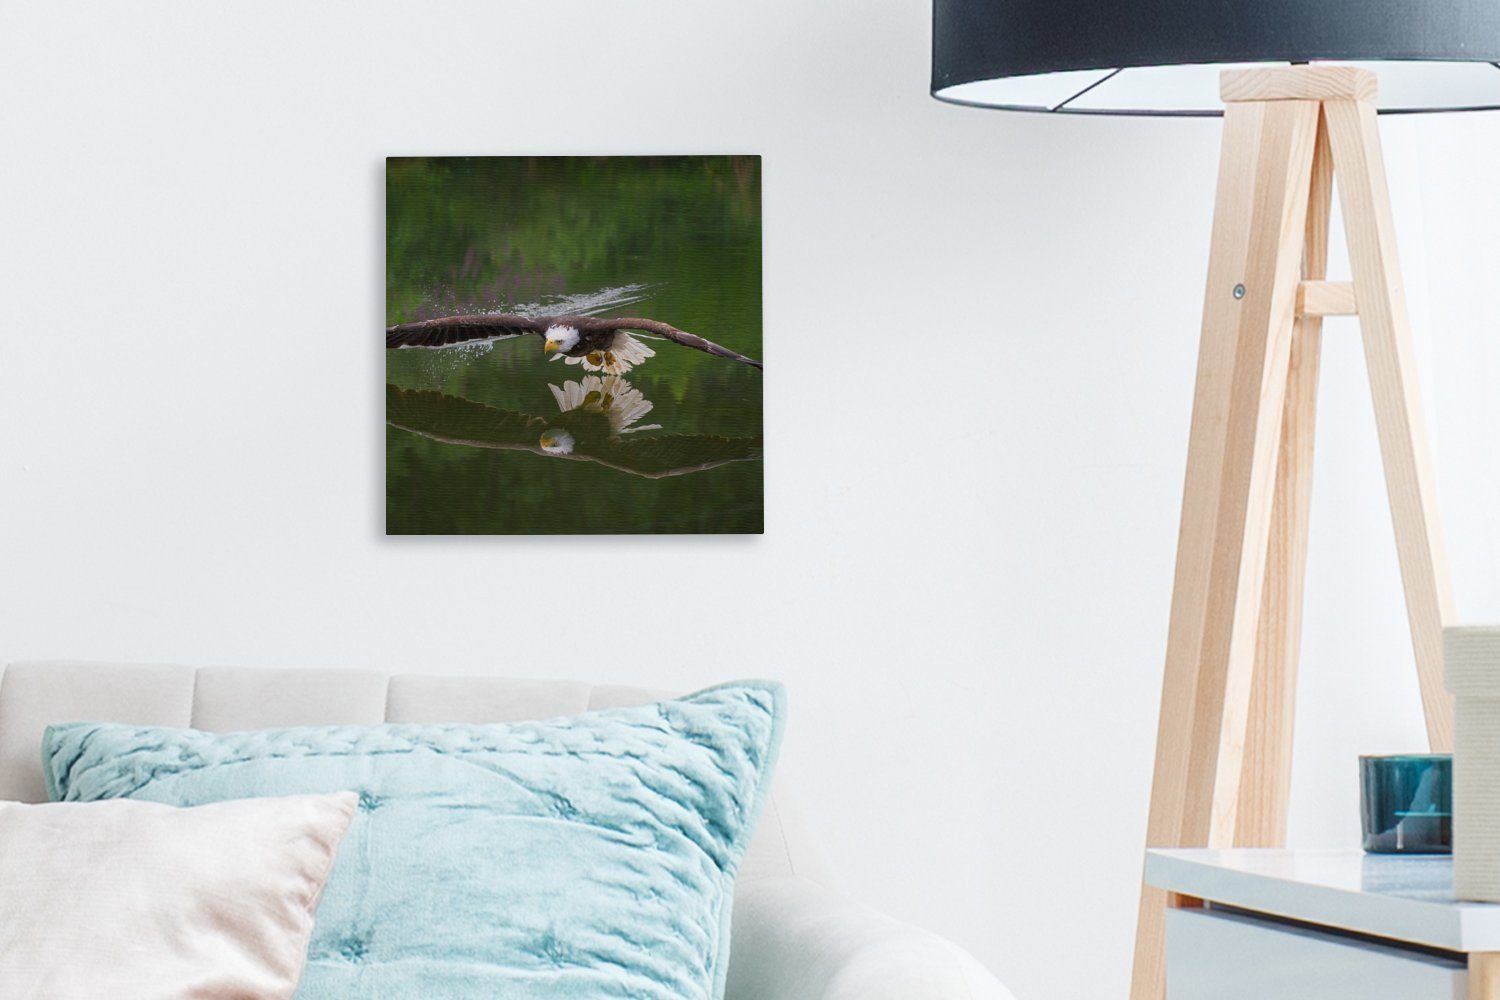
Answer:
[385,378,761,481]
[539,375,662,456]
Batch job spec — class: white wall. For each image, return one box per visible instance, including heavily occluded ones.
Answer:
[2,3,1497,998]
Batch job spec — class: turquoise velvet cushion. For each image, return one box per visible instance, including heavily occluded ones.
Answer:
[43,681,784,1000]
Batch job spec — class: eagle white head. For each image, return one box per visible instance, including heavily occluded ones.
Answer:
[542,325,581,355]
[538,428,575,455]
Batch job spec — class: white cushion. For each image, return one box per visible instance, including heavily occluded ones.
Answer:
[0,792,357,1000]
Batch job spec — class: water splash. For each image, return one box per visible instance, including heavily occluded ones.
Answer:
[511,283,653,320]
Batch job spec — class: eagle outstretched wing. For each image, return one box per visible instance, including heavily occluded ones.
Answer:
[606,318,763,369]
[386,313,762,369]
[385,313,547,349]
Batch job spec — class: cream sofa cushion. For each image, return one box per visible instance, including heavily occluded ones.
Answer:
[0,792,357,1000]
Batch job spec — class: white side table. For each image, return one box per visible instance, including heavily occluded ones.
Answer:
[1146,848,1500,999]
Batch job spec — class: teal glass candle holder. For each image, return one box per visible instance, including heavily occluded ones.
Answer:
[1359,754,1452,854]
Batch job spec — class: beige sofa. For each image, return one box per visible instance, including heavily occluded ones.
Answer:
[0,660,1013,1000]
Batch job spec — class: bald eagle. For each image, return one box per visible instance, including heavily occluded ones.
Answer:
[385,314,762,375]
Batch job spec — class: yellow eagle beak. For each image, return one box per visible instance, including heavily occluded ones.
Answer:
[543,340,559,354]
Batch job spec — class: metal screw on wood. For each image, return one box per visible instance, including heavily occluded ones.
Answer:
[1233,283,1246,299]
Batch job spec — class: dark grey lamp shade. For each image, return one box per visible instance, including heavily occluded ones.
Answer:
[932,0,1500,115]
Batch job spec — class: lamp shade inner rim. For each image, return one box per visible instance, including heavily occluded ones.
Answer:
[932,60,1500,116]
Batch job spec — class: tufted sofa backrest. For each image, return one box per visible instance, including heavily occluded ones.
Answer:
[0,660,807,885]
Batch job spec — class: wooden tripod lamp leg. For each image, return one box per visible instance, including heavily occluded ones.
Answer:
[1129,95,1320,1000]
[1235,115,1334,848]
[1323,98,1457,750]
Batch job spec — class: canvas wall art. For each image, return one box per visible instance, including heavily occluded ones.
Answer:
[385,155,763,534]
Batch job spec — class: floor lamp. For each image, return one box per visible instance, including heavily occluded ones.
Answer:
[930,4,1500,997]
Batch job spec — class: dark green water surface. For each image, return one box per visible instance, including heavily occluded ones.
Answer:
[386,156,763,534]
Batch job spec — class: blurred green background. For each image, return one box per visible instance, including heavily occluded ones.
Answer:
[386,156,763,534]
